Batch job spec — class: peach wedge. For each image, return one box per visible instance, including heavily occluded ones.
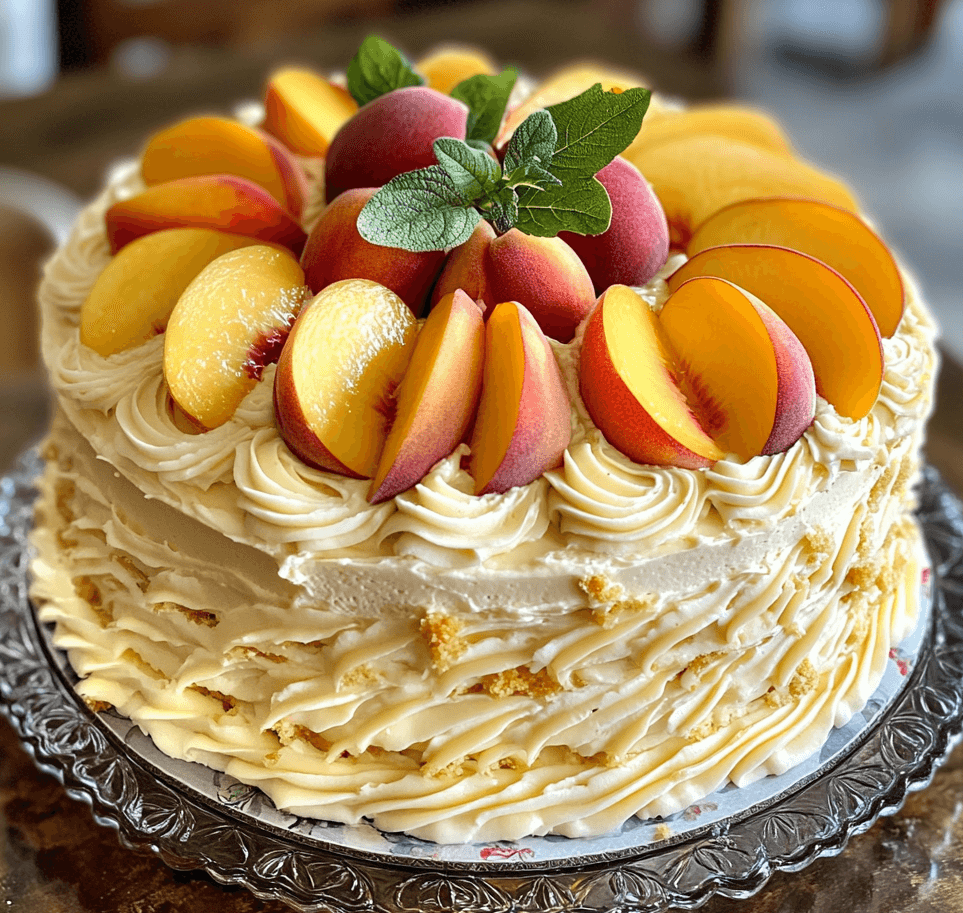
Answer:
[262,68,358,157]
[140,115,307,217]
[416,46,498,95]
[468,301,571,495]
[274,279,418,477]
[368,289,485,503]
[668,244,884,419]
[80,228,262,357]
[687,197,905,337]
[623,136,858,248]
[105,175,308,256]
[164,245,307,430]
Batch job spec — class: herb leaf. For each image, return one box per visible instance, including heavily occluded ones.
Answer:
[357,166,480,251]
[503,109,556,172]
[433,137,502,201]
[484,186,519,234]
[546,84,650,177]
[515,176,612,238]
[346,36,424,107]
[451,67,518,146]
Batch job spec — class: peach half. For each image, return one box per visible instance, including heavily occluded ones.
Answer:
[687,197,905,337]
[368,289,485,503]
[300,187,445,316]
[274,279,418,477]
[623,136,858,248]
[164,245,307,430]
[80,227,263,357]
[468,301,571,495]
[668,244,884,419]
[262,67,358,157]
[140,115,307,217]
[105,175,308,256]
[579,280,816,468]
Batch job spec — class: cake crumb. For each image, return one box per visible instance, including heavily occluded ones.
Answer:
[420,610,466,673]
[84,698,113,713]
[340,663,379,687]
[55,480,76,524]
[579,574,623,604]
[803,527,833,564]
[233,645,287,664]
[190,685,237,713]
[113,553,150,593]
[482,665,561,699]
[153,600,219,628]
[789,659,818,699]
[73,575,113,625]
[654,822,672,841]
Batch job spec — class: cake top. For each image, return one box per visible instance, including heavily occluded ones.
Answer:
[67,35,914,530]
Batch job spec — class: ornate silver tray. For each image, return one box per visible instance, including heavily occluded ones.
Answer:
[2,448,962,913]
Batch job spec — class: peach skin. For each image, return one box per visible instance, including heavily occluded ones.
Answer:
[105,175,308,256]
[579,284,724,469]
[274,279,418,477]
[468,301,571,495]
[324,86,469,203]
[164,245,307,430]
[668,244,884,419]
[140,115,307,217]
[300,187,445,316]
[368,289,485,503]
[262,68,358,157]
[687,197,905,338]
[80,228,265,357]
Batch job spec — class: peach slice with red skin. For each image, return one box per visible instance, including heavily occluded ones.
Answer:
[623,135,859,248]
[430,224,595,342]
[274,279,418,478]
[164,245,307,430]
[324,86,469,203]
[468,301,571,495]
[105,175,308,256]
[140,116,308,217]
[687,197,905,337]
[368,289,485,504]
[668,244,884,419]
[262,68,358,157]
[300,187,445,316]
[80,227,265,357]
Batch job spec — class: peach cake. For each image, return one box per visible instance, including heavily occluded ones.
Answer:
[28,46,938,844]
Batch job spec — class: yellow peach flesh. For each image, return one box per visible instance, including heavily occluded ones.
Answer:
[80,228,263,357]
[262,68,358,157]
[687,197,905,337]
[668,244,883,419]
[659,278,778,460]
[164,245,306,430]
[416,46,498,95]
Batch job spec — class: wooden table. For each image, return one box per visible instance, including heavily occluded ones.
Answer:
[0,2,961,910]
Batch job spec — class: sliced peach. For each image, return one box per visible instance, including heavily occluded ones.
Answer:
[105,175,308,256]
[495,62,646,149]
[668,244,883,419]
[579,285,724,469]
[687,197,905,337]
[274,279,418,477]
[164,245,307,430]
[416,46,498,95]
[140,115,307,216]
[468,301,571,495]
[660,277,815,457]
[80,228,263,357]
[626,104,793,161]
[623,136,858,248]
[368,289,485,503]
[262,68,358,157]
[431,225,595,342]
[300,187,445,316]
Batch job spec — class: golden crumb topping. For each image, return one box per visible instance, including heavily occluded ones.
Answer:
[152,600,219,627]
[481,665,561,699]
[189,685,237,713]
[420,610,466,673]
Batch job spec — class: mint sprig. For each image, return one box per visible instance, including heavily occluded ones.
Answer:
[354,43,651,251]
[346,36,424,107]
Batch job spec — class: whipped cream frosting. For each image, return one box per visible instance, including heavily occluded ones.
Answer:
[30,127,939,843]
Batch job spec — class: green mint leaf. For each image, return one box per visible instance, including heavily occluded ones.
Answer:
[433,137,502,201]
[347,35,424,107]
[356,166,480,252]
[547,84,650,177]
[503,109,556,172]
[515,176,611,238]
[484,186,519,234]
[450,67,518,146]
[506,160,562,192]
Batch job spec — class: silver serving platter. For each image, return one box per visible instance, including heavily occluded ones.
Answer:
[2,447,962,912]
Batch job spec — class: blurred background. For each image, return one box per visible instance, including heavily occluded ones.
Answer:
[0,0,960,485]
